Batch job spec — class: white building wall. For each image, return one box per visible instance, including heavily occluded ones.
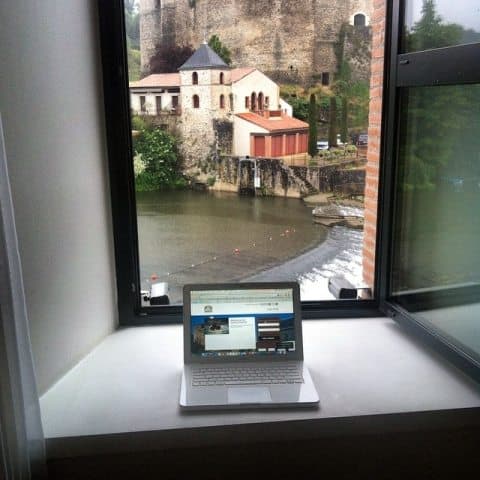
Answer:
[130,91,180,115]
[232,70,280,113]
[279,98,293,117]
[233,117,268,157]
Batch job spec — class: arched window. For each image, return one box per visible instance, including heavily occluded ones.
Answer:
[354,13,366,26]
[220,94,225,109]
[192,72,198,85]
[220,72,224,85]
[229,94,234,111]
[251,92,257,111]
[258,92,264,111]
[193,94,200,108]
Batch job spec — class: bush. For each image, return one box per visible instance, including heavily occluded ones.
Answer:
[346,144,357,154]
[206,176,216,187]
[133,128,185,191]
[131,115,147,131]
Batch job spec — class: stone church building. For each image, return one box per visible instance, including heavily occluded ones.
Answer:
[130,43,309,168]
[139,0,373,83]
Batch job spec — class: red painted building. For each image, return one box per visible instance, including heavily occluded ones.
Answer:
[235,111,309,158]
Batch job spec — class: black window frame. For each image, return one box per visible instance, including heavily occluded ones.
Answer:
[97,0,383,325]
[378,0,480,383]
[97,0,480,385]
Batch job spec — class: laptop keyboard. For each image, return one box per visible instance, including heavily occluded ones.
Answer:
[191,365,304,386]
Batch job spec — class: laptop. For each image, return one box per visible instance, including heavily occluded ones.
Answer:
[180,282,320,410]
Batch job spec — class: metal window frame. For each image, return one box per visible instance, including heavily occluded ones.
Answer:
[378,0,480,382]
[97,0,393,326]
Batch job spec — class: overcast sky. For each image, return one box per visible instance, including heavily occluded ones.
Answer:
[407,0,480,31]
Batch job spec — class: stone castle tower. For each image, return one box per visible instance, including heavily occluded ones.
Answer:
[140,0,373,83]
[178,43,232,168]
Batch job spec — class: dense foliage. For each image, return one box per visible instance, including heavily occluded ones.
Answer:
[125,1,141,81]
[150,44,195,73]
[287,97,309,121]
[133,128,186,191]
[208,35,232,65]
[308,94,318,157]
[399,0,480,189]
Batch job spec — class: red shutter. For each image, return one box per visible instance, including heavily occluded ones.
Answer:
[299,133,308,153]
[271,135,283,157]
[286,134,296,155]
[253,136,266,157]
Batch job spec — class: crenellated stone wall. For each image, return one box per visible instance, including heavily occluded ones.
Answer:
[140,0,373,83]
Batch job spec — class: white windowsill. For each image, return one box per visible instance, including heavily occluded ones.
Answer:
[40,317,480,459]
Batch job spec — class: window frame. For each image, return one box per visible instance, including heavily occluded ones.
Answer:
[98,0,385,326]
[378,0,480,382]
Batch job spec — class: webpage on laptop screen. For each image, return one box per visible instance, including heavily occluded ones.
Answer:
[190,288,296,358]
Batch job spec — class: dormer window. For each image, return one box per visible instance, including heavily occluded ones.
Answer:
[193,94,200,108]
[220,72,224,85]
[192,72,198,85]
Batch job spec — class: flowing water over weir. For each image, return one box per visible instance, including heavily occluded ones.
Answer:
[136,190,363,304]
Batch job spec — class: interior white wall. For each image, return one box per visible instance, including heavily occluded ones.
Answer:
[0,0,117,394]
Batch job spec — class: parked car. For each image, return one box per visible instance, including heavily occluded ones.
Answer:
[356,133,368,146]
[317,140,329,150]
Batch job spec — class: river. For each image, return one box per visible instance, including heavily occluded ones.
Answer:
[136,190,363,303]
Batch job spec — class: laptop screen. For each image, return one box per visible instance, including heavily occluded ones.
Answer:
[188,287,298,359]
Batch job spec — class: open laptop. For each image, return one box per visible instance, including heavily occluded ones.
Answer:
[180,282,319,410]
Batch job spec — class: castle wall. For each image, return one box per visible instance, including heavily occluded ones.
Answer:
[140,0,373,83]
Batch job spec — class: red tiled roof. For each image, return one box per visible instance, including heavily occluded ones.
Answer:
[235,112,309,132]
[231,67,256,83]
[129,73,180,88]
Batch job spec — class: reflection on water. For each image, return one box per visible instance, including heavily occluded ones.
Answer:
[137,190,363,303]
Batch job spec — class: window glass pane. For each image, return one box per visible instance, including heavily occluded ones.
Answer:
[125,0,380,306]
[402,0,480,52]
[391,84,480,358]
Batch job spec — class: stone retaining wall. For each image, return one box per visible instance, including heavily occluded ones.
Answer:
[207,156,365,198]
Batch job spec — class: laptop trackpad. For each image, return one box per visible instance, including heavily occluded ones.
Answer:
[228,387,271,404]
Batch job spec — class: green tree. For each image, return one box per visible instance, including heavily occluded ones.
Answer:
[328,96,338,148]
[133,128,186,191]
[208,35,232,65]
[124,1,140,80]
[150,44,195,73]
[399,0,467,189]
[124,2,140,49]
[405,0,463,51]
[288,97,309,121]
[308,94,318,157]
[127,48,141,81]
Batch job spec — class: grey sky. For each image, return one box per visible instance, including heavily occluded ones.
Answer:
[408,0,480,31]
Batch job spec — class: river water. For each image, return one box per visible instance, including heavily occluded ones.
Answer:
[136,190,363,303]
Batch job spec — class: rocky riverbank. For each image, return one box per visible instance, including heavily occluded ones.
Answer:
[303,193,364,229]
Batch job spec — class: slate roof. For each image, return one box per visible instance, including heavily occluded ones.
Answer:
[129,73,180,88]
[236,113,309,132]
[179,43,229,70]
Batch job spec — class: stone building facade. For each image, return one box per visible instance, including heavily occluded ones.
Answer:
[140,0,373,83]
[179,55,232,169]
[130,43,309,170]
